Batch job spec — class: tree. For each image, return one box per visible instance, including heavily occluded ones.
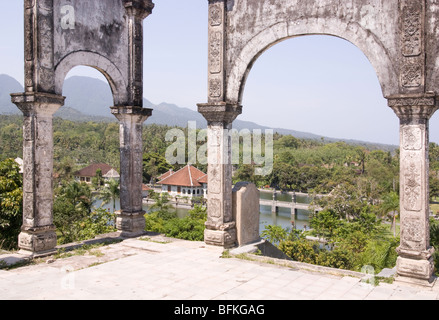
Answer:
[53,180,93,244]
[149,192,177,220]
[380,191,399,237]
[143,152,173,184]
[261,225,288,244]
[310,209,341,242]
[430,172,439,201]
[0,159,22,250]
[316,182,364,221]
[98,179,120,213]
[92,169,104,190]
[54,156,76,185]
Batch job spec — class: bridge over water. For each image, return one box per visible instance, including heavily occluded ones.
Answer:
[258,191,323,224]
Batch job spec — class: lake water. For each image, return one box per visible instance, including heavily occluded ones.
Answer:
[94,190,312,235]
[259,190,311,233]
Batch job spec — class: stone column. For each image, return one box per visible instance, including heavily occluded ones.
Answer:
[198,102,242,248]
[123,0,154,107]
[111,106,152,237]
[11,92,65,256]
[388,94,438,286]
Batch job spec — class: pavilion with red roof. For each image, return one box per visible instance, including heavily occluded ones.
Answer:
[157,165,207,198]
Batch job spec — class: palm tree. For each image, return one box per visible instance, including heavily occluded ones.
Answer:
[150,192,176,220]
[380,191,400,237]
[98,179,120,213]
[63,180,92,214]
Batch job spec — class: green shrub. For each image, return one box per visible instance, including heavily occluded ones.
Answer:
[144,204,207,241]
[163,216,205,241]
[315,247,354,270]
[355,238,399,273]
[0,159,22,250]
[278,240,318,264]
[57,208,116,245]
[77,208,117,241]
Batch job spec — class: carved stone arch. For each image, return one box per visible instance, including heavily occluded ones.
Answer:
[11,0,155,256]
[226,19,398,105]
[54,51,128,106]
[199,0,439,286]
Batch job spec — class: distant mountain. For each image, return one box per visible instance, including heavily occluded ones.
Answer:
[0,74,397,151]
[0,74,24,114]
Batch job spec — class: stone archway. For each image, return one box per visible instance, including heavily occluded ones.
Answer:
[10,0,155,257]
[54,51,128,106]
[198,0,439,286]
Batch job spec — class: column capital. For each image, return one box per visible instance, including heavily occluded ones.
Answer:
[123,0,154,19]
[387,93,438,122]
[197,102,242,125]
[111,106,152,123]
[11,92,65,116]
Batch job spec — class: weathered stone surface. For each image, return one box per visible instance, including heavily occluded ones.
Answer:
[112,106,152,235]
[388,95,438,285]
[25,0,153,106]
[199,0,439,286]
[232,182,260,247]
[198,103,242,248]
[11,92,65,255]
[12,0,154,253]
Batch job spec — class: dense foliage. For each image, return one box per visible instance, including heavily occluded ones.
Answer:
[0,159,22,250]
[144,192,207,241]
[263,210,399,274]
[53,180,116,244]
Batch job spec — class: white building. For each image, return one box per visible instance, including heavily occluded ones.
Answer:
[157,165,207,199]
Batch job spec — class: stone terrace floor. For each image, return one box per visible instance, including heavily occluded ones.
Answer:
[1,234,439,301]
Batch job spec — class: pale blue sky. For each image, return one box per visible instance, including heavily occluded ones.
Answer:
[1,1,439,146]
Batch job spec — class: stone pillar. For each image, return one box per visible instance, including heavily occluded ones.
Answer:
[11,92,65,256]
[388,94,438,286]
[198,102,242,248]
[111,106,152,237]
[123,0,154,107]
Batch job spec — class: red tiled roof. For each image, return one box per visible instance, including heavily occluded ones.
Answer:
[75,163,115,177]
[158,165,207,187]
[157,169,174,181]
[197,174,208,184]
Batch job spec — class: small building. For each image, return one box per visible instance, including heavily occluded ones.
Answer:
[103,168,120,181]
[14,158,23,174]
[74,163,119,184]
[157,165,207,198]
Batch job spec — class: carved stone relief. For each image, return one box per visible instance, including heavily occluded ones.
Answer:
[209,31,222,74]
[400,0,425,90]
[210,3,222,26]
[402,126,423,150]
[401,1,423,57]
[402,153,422,212]
[208,164,221,194]
[401,217,424,251]
[208,198,222,218]
[208,2,224,101]
[209,78,222,98]
[401,58,424,88]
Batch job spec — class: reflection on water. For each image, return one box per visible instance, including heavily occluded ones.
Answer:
[94,190,311,236]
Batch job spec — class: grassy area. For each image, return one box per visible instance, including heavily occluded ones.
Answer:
[431,203,439,216]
